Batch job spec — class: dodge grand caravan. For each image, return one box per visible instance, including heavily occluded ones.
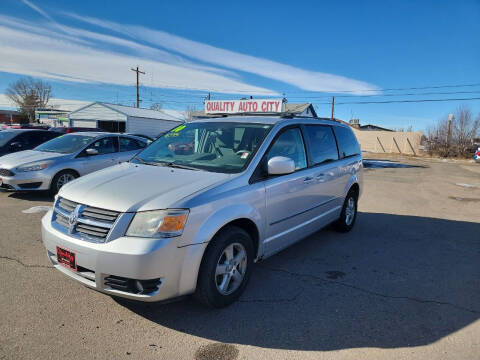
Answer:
[41,116,363,307]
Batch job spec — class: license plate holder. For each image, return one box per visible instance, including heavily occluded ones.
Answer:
[56,246,77,271]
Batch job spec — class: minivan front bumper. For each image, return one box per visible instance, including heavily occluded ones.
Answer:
[41,210,206,302]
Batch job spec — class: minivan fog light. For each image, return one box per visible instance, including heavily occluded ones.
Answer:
[126,209,189,238]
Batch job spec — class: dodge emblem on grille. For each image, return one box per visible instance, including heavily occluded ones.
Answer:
[68,205,82,234]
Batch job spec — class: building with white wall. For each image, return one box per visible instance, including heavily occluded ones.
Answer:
[68,102,185,136]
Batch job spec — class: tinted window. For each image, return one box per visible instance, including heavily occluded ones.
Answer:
[267,128,307,170]
[304,125,339,164]
[89,137,117,155]
[12,133,30,146]
[0,131,18,146]
[27,131,58,146]
[119,137,146,152]
[333,126,361,158]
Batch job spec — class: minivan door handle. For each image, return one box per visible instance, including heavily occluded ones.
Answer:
[316,173,325,182]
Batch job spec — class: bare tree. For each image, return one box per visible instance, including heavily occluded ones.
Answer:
[150,102,163,111]
[453,106,479,154]
[426,105,480,157]
[185,105,197,122]
[6,77,52,123]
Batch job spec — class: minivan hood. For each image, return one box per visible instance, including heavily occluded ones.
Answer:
[59,162,232,212]
[0,150,67,169]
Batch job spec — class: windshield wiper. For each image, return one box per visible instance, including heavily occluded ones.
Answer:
[163,162,200,171]
[133,156,159,166]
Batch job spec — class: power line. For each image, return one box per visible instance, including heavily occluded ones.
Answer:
[287,90,480,100]
[331,96,480,105]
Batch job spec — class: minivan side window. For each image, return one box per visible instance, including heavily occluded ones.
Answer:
[304,125,339,165]
[267,128,307,170]
[333,126,361,158]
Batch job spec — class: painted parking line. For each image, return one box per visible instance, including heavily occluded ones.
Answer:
[22,206,52,214]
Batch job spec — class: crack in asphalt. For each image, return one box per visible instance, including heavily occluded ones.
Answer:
[259,265,480,314]
[0,256,53,269]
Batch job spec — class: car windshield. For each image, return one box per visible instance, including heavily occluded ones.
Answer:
[34,134,94,154]
[133,122,272,173]
[0,131,19,146]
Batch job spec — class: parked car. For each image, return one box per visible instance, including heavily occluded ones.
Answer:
[123,133,154,144]
[40,117,363,307]
[0,133,148,193]
[474,147,480,163]
[3,124,49,130]
[0,129,60,157]
[49,127,107,134]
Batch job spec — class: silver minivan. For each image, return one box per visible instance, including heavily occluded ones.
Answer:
[41,117,362,307]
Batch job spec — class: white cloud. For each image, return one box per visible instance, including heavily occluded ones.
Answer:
[65,13,381,95]
[2,1,380,96]
[0,23,276,95]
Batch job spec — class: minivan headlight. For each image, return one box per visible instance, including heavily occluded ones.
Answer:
[17,161,52,172]
[126,209,189,238]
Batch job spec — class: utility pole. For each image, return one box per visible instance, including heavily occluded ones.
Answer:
[131,66,145,108]
[330,96,335,120]
[203,92,211,104]
[446,113,453,152]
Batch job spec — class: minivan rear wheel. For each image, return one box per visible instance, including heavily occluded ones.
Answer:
[195,226,254,308]
[334,190,358,232]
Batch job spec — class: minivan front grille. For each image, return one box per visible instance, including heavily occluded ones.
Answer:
[53,197,120,242]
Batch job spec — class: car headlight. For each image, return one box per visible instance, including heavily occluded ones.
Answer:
[126,209,189,238]
[17,161,52,172]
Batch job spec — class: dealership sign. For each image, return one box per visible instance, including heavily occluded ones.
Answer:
[205,99,284,114]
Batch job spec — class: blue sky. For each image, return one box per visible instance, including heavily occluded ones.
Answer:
[0,0,479,130]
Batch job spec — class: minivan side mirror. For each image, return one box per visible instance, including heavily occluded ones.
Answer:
[85,148,99,156]
[267,156,295,175]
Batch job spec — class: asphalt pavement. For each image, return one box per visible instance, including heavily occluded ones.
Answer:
[1,155,479,360]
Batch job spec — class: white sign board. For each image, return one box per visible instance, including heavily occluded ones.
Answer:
[205,99,284,114]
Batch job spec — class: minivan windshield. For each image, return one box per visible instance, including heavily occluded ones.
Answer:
[133,122,272,173]
[34,134,94,154]
[0,131,19,146]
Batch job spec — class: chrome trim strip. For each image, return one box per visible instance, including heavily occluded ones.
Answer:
[264,205,342,244]
[76,216,113,229]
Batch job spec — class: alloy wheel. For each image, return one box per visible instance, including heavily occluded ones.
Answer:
[345,196,356,226]
[56,173,76,191]
[215,242,247,295]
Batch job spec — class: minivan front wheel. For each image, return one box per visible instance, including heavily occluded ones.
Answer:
[195,226,254,308]
[334,190,358,232]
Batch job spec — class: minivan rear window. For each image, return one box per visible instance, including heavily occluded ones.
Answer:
[304,125,339,164]
[333,126,361,158]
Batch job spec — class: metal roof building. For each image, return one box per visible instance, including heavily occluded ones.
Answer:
[68,102,185,136]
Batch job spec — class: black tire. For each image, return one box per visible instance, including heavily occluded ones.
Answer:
[50,170,78,195]
[334,189,358,233]
[195,226,254,308]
